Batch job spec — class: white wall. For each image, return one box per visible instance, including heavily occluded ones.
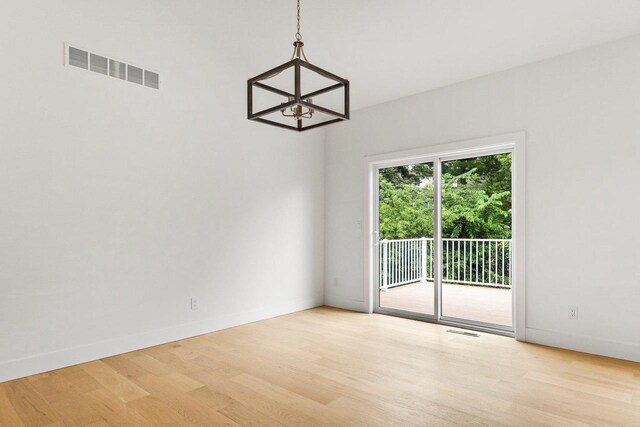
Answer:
[0,1,325,382]
[324,35,640,362]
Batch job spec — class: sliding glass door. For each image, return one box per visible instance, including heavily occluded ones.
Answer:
[374,149,514,333]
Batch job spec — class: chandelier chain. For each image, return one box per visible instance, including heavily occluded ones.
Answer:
[295,0,302,41]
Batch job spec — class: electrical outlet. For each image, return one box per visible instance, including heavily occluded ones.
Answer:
[568,305,578,320]
[190,298,199,311]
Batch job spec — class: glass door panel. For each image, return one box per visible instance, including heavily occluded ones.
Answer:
[378,162,435,315]
[440,153,513,328]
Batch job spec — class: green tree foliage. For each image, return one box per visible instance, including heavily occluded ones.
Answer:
[379,154,511,240]
[379,162,433,186]
[379,179,434,239]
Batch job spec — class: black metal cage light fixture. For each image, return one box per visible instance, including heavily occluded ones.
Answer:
[247,0,349,131]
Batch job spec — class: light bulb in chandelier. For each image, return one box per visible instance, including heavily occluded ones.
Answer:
[281,96,314,120]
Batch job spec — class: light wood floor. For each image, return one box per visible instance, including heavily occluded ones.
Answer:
[1,307,639,426]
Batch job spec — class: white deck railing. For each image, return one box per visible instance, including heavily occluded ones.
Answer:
[379,238,512,290]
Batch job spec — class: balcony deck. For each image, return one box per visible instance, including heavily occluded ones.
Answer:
[379,281,512,327]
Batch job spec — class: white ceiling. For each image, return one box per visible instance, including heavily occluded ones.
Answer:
[238,0,640,110]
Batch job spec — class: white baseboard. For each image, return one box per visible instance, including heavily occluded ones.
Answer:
[525,327,640,363]
[0,297,322,383]
[324,294,367,312]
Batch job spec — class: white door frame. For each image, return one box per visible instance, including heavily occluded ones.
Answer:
[363,132,526,340]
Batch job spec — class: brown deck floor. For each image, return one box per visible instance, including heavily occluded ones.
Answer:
[380,281,512,327]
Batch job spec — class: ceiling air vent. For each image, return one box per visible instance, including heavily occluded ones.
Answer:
[144,70,159,89]
[109,59,127,80]
[127,65,143,85]
[64,43,159,90]
[68,47,88,69]
[89,54,107,75]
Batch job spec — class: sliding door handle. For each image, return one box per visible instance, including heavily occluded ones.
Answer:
[373,230,380,246]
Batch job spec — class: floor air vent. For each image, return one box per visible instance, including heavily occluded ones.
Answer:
[446,329,480,337]
[65,43,159,90]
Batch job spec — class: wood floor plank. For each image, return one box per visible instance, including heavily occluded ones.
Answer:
[524,370,634,403]
[1,380,60,426]
[26,373,70,402]
[130,374,240,426]
[0,383,25,427]
[490,377,640,426]
[199,344,344,405]
[0,307,638,426]
[163,372,204,393]
[190,370,331,426]
[56,366,103,395]
[125,352,173,377]
[81,360,150,403]
[327,395,458,427]
[217,401,285,427]
[47,391,103,427]
[126,395,204,426]
[102,354,154,380]
[82,388,154,427]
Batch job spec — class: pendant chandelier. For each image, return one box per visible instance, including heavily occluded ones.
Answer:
[247,0,349,131]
